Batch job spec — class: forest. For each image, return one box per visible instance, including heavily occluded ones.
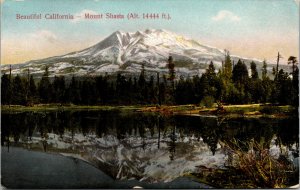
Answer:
[1,53,299,107]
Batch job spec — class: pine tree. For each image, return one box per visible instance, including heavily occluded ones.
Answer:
[1,74,11,105]
[12,75,26,105]
[53,76,66,103]
[116,73,127,103]
[28,75,37,104]
[80,79,96,105]
[38,67,52,103]
[288,56,298,81]
[275,69,292,105]
[138,64,148,103]
[224,50,232,80]
[148,76,156,104]
[139,64,146,87]
[232,59,249,85]
[96,75,110,104]
[287,56,299,106]
[232,60,250,103]
[262,59,268,80]
[167,56,175,104]
[206,61,216,80]
[250,61,259,79]
[167,56,175,82]
[69,76,81,104]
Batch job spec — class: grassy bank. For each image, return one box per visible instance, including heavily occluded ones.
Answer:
[138,104,297,118]
[1,104,297,118]
[1,104,142,113]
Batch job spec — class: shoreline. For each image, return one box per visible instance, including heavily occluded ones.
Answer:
[1,104,297,119]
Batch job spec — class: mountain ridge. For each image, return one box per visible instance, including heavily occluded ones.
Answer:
[1,29,288,78]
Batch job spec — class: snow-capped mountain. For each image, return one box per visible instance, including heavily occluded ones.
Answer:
[1,29,285,77]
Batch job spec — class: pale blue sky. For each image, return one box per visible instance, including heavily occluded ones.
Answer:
[1,0,299,64]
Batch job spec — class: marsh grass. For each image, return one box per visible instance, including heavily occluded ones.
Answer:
[223,139,295,188]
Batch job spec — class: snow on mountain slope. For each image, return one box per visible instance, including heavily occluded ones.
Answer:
[2,29,283,77]
[61,29,224,64]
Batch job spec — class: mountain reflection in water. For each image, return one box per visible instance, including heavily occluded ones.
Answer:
[1,110,299,182]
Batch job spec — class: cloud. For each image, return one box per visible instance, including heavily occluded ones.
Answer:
[71,9,99,23]
[212,10,241,22]
[2,29,103,64]
[29,30,57,43]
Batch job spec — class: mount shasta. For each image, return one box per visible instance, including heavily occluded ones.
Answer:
[2,29,286,78]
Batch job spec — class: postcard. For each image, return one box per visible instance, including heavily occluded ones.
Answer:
[1,0,299,189]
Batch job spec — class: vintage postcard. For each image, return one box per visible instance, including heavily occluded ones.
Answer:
[1,0,299,189]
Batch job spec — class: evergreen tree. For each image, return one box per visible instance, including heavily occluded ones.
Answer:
[138,65,148,103]
[167,56,175,104]
[53,76,66,103]
[132,77,139,104]
[273,69,292,105]
[287,56,299,106]
[232,59,249,85]
[68,76,81,104]
[250,61,259,79]
[261,77,273,103]
[38,67,52,103]
[206,61,216,80]
[224,50,232,80]
[288,56,298,77]
[148,75,156,104]
[28,75,37,104]
[127,77,134,104]
[116,73,128,104]
[139,64,146,86]
[174,76,186,104]
[159,75,167,104]
[199,74,210,99]
[262,59,268,80]
[249,61,261,103]
[200,61,218,102]
[192,75,202,103]
[174,76,194,104]
[12,75,26,105]
[250,79,264,103]
[232,60,250,103]
[167,56,175,82]
[80,79,96,105]
[96,75,110,104]
[1,74,11,105]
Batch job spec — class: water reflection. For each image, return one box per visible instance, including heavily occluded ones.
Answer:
[1,110,299,181]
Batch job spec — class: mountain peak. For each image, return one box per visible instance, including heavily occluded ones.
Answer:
[5,29,273,77]
[112,30,126,36]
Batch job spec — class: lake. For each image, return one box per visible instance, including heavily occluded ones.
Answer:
[1,110,299,188]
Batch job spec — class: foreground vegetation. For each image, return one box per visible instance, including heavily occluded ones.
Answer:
[191,139,298,188]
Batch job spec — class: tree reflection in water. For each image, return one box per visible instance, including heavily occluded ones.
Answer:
[1,110,298,177]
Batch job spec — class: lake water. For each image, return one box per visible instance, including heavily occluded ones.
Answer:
[1,110,299,186]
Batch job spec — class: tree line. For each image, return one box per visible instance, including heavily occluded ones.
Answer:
[1,54,298,107]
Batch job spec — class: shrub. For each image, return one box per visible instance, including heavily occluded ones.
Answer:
[223,139,295,188]
[260,106,281,114]
[200,96,215,108]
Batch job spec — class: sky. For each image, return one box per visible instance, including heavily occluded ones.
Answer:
[1,0,299,64]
